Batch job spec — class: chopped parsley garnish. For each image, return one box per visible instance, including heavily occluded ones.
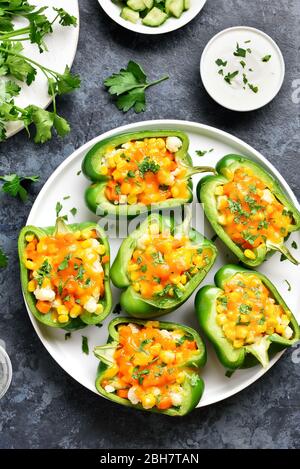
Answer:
[70,207,77,217]
[216,58,228,67]
[196,148,214,157]
[58,254,71,271]
[291,241,298,249]
[239,304,252,314]
[218,69,224,75]
[75,264,85,280]
[242,231,258,245]
[138,339,152,352]
[224,70,239,84]
[55,201,63,217]
[284,280,292,292]
[127,170,135,178]
[240,60,246,68]
[138,157,160,176]
[233,43,247,58]
[82,336,89,355]
[36,259,52,286]
[141,264,147,273]
[248,83,259,93]
[262,55,271,62]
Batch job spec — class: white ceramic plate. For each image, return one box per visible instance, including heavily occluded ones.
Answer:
[25,120,300,408]
[98,0,206,35]
[200,26,285,112]
[6,0,79,138]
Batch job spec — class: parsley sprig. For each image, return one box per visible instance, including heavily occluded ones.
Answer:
[104,60,169,113]
[0,172,39,200]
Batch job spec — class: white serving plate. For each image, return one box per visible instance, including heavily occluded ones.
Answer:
[98,0,206,35]
[25,119,300,408]
[6,0,79,138]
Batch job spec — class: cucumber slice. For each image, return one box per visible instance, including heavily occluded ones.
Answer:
[184,0,190,10]
[127,0,146,11]
[142,7,168,26]
[166,0,184,18]
[121,7,140,23]
[143,0,154,8]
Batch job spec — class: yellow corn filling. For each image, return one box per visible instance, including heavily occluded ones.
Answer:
[215,167,294,259]
[216,273,293,348]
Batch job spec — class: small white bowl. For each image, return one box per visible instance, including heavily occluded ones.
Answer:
[98,0,207,35]
[200,26,285,112]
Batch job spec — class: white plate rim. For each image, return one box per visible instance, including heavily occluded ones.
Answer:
[97,0,207,35]
[25,119,300,408]
[7,0,80,139]
[200,26,285,112]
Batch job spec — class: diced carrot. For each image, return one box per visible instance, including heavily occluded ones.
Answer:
[36,301,51,314]
[117,389,129,399]
[157,396,172,410]
[102,255,109,264]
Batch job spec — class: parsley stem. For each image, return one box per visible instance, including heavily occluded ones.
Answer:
[146,75,169,89]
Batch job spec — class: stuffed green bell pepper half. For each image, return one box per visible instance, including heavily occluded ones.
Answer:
[18,218,112,330]
[197,154,300,267]
[195,264,300,369]
[110,212,218,318]
[82,130,215,217]
[94,317,206,416]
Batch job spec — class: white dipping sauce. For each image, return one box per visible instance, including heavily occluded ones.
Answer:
[200,26,285,112]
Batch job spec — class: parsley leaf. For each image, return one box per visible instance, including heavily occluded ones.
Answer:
[104,60,169,113]
[224,70,239,84]
[233,43,247,58]
[262,55,271,62]
[215,58,227,67]
[138,157,160,176]
[81,336,89,355]
[0,173,39,201]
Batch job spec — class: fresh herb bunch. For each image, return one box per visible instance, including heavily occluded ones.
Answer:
[0,1,80,143]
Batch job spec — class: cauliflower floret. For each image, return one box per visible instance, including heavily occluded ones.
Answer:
[261,189,275,204]
[166,136,183,153]
[34,287,55,302]
[128,386,140,405]
[119,195,127,205]
[104,385,115,393]
[170,391,183,407]
[284,326,293,339]
[128,323,140,334]
[159,329,172,339]
[92,260,103,274]
[84,297,98,313]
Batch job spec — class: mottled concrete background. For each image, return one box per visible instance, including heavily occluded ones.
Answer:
[0,0,300,449]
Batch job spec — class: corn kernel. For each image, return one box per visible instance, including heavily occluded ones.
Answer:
[128,263,139,272]
[149,343,161,356]
[127,194,137,205]
[57,305,68,316]
[244,249,256,260]
[95,304,104,315]
[217,215,227,226]
[42,277,51,288]
[25,234,35,242]
[216,314,227,326]
[104,364,119,379]
[160,350,175,364]
[190,267,198,275]
[130,271,140,281]
[216,304,224,314]
[81,239,92,248]
[100,166,108,175]
[73,230,81,240]
[180,274,187,285]
[70,304,82,318]
[95,244,106,255]
[171,186,180,198]
[25,260,36,270]
[58,314,69,324]
[214,185,224,196]
[170,274,181,284]
[233,339,244,349]
[168,288,174,297]
[27,280,36,292]
[176,372,186,384]
[275,325,285,335]
[81,229,92,240]
[235,326,248,339]
[133,283,140,292]
[141,394,156,410]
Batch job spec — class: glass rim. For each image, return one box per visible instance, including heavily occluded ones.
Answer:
[0,344,12,399]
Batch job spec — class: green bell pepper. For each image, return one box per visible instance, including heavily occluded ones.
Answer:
[197,154,300,267]
[82,130,215,218]
[94,317,206,416]
[110,212,218,318]
[18,218,112,330]
[195,264,300,369]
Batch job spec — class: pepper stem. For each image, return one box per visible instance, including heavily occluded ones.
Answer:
[54,217,71,235]
[94,343,118,366]
[267,241,299,265]
[186,166,217,177]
